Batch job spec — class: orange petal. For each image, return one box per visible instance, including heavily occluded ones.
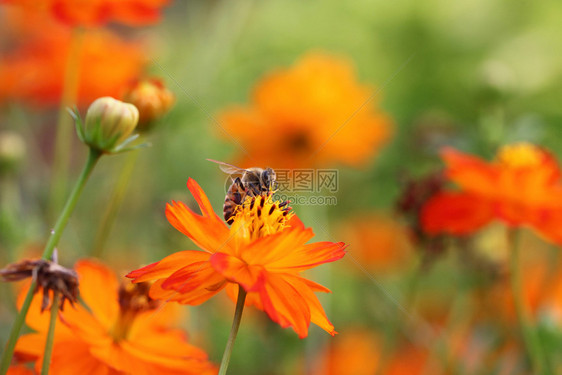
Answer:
[129,301,182,334]
[14,333,43,359]
[39,339,109,375]
[284,275,336,336]
[254,272,312,338]
[6,365,34,375]
[157,260,227,306]
[441,147,498,196]
[237,226,314,266]
[529,207,562,246]
[267,240,347,272]
[74,260,120,331]
[127,250,210,283]
[210,252,263,291]
[421,192,494,235]
[121,330,214,374]
[165,179,231,253]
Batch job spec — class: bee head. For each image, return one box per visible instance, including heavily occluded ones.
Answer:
[261,168,276,190]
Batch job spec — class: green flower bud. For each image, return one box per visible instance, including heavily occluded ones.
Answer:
[84,97,139,153]
[0,131,26,175]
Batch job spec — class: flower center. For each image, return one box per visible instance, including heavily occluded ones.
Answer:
[230,194,293,241]
[286,130,312,153]
[496,142,543,168]
[111,282,160,342]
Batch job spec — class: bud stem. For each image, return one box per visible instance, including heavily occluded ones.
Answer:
[41,292,60,375]
[92,149,139,257]
[0,148,101,375]
[218,285,246,375]
[48,27,84,221]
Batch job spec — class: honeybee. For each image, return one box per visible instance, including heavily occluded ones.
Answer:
[207,159,279,224]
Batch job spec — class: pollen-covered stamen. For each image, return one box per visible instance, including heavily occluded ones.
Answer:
[496,142,544,169]
[231,194,293,241]
[111,282,160,341]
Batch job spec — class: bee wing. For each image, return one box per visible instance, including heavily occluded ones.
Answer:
[206,159,249,175]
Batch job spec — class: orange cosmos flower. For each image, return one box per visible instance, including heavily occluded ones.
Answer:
[0,27,145,107]
[15,259,216,375]
[2,0,170,27]
[218,53,393,169]
[127,178,346,338]
[421,142,562,244]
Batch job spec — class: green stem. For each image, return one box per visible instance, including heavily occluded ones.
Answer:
[0,281,35,375]
[91,150,139,258]
[0,148,101,375]
[41,292,60,375]
[48,27,84,221]
[508,228,550,375]
[218,286,247,375]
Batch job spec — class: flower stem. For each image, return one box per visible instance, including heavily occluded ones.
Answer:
[218,285,247,375]
[48,27,84,221]
[41,292,60,375]
[0,148,101,375]
[508,228,551,375]
[91,149,139,258]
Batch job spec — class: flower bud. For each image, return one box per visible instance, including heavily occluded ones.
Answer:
[84,97,139,152]
[122,79,175,131]
[0,131,26,175]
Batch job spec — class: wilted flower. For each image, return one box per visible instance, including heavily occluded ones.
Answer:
[396,172,447,261]
[218,53,393,169]
[75,97,140,153]
[421,143,562,244]
[0,258,78,312]
[122,78,175,131]
[127,179,346,338]
[15,260,216,374]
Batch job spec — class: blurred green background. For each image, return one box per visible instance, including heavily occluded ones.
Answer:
[2,0,562,373]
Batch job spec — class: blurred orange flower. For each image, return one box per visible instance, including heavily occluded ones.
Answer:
[421,143,562,244]
[15,260,216,374]
[218,53,393,169]
[127,178,346,338]
[338,213,413,273]
[309,330,433,375]
[0,27,145,107]
[2,0,170,27]
[309,330,380,375]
